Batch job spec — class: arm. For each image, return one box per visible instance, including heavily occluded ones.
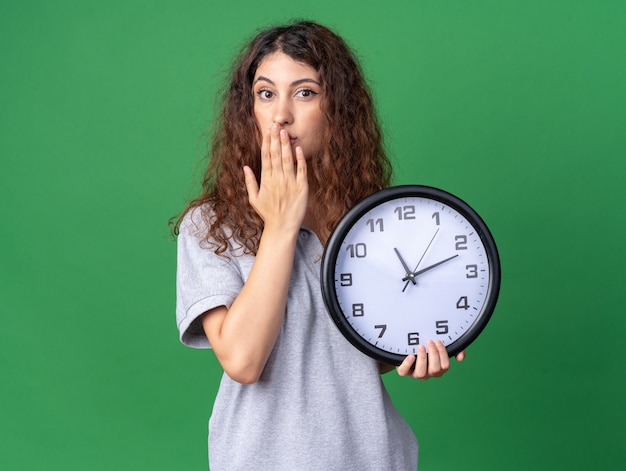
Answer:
[202,124,308,384]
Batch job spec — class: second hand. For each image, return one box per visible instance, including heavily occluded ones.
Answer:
[402,228,440,292]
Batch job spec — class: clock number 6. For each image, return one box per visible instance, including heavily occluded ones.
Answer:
[408,332,420,345]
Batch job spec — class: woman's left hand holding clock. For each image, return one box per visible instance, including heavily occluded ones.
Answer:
[395,342,467,380]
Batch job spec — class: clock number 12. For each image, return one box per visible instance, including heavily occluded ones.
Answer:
[394,205,416,220]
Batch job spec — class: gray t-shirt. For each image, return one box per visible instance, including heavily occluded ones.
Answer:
[176,209,418,470]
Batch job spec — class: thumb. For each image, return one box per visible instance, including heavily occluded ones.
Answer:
[243,166,259,202]
[455,350,467,362]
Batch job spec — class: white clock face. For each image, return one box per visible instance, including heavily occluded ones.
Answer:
[329,192,497,361]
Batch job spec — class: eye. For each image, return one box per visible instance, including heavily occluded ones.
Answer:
[296,88,318,99]
[256,89,274,100]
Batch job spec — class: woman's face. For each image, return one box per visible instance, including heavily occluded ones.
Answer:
[252,51,325,158]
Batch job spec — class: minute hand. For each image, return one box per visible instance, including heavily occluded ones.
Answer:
[403,254,459,281]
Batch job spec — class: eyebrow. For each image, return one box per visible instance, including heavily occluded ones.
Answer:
[253,76,321,87]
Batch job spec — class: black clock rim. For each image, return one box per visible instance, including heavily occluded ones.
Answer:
[320,184,501,365]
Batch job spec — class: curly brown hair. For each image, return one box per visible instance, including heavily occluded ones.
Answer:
[173,20,392,253]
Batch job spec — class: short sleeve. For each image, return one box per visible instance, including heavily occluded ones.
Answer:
[175,210,245,349]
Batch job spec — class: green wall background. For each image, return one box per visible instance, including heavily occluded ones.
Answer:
[1,1,624,469]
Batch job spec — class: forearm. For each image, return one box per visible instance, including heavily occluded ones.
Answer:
[203,226,299,383]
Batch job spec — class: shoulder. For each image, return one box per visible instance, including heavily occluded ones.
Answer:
[178,204,249,258]
[179,204,214,238]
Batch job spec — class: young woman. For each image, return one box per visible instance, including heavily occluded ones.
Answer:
[174,20,465,470]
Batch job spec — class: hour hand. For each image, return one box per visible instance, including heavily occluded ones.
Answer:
[394,248,416,285]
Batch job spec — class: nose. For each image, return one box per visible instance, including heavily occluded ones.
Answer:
[273,97,293,125]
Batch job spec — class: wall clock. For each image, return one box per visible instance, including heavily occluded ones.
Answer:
[320,185,501,365]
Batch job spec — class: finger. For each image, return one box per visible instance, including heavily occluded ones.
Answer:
[396,355,416,377]
[269,123,283,173]
[455,350,467,362]
[260,127,272,177]
[425,340,442,376]
[294,146,307,182]
[431,340,450,377]
[280,129,295,175]
[412,345,428,379]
